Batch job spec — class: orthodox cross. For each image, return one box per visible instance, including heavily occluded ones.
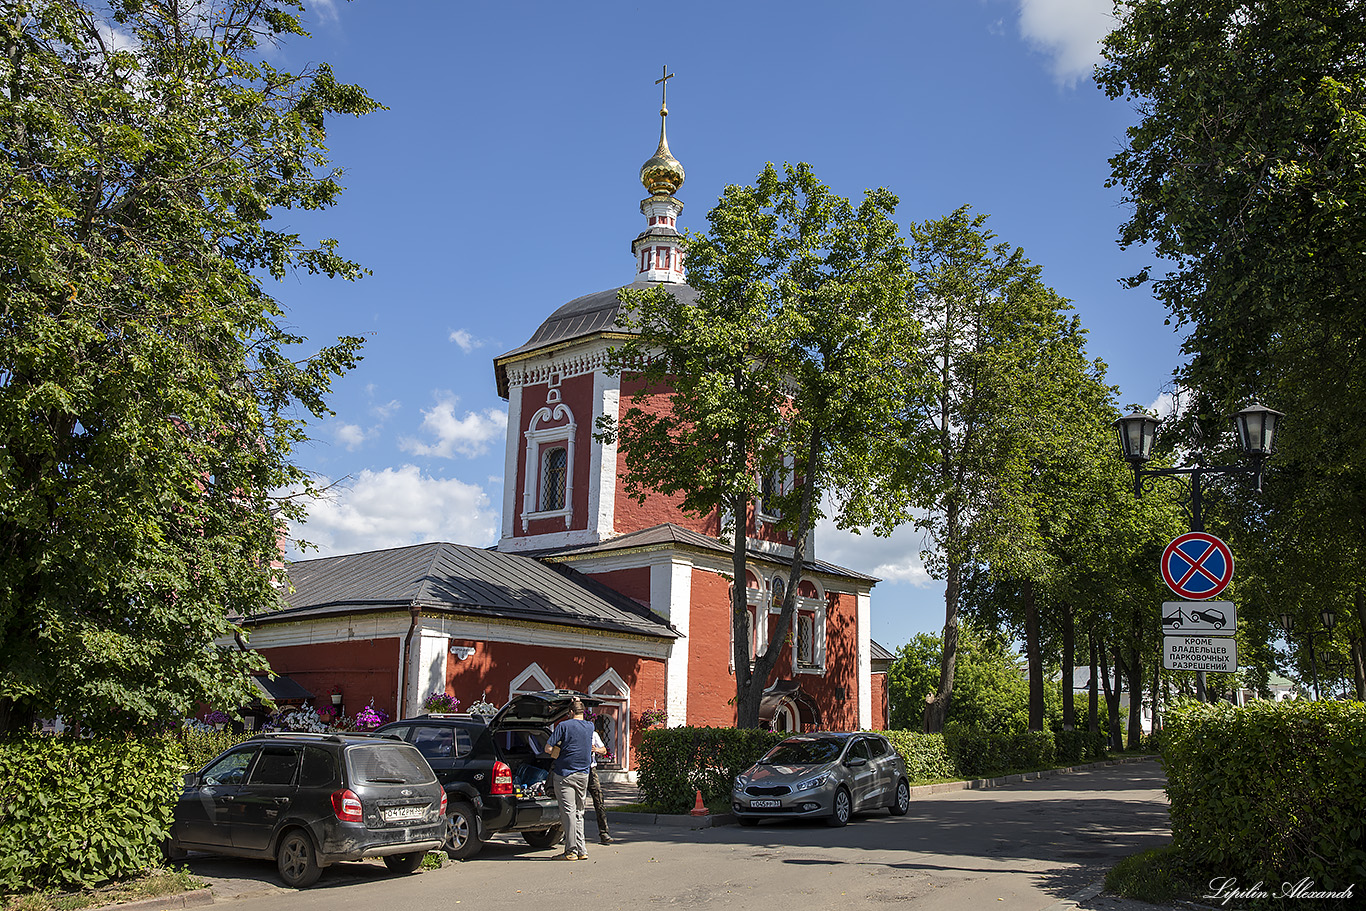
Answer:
[655,66,674,110]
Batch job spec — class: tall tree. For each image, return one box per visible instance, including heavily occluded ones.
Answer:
[0,1,377,733]
[891,206,1070,733]
[600,162,921,728]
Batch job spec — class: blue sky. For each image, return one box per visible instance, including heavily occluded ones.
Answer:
[260,0,1182,653]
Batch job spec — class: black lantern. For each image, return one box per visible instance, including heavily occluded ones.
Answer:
[1279,613,1294,634]
[1235,403,1284,463]
[1321,609,1336,633]
[1114,410,1161,464]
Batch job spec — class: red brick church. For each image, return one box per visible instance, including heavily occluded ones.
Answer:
[242,89,891,773]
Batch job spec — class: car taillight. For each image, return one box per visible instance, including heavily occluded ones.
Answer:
[331,788,363,822]
[491,760,514,796]
[439,790,448,816]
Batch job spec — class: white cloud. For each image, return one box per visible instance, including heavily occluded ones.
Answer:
[449,329,485,353]
[400,394,507,459]
[310,0,340,25]
[1016,0,1116,85]
[287,466,498,557]
[815,516,936,588]
[334,422,368,451]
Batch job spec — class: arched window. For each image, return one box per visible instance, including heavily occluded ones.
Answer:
[541,446,567,512]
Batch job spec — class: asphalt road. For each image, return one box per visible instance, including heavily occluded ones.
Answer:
[186,759,1172,911]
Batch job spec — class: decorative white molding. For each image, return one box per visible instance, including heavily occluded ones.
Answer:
[504,344,615,391]
[412,630,449,717]
[500,383,524,541]
[510,662,555,697]
[593,369,620,539]
[522,403,576,531]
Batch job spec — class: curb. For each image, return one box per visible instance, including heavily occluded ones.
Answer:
[89,887,215,911]
[608,755,1160,827]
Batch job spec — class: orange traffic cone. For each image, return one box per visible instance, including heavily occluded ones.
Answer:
[689,789,708,817]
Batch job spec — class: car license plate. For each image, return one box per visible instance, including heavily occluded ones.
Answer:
[749,799,781,808]
[383,806,425,822]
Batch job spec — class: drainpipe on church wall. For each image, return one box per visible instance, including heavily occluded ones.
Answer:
[399,603,420,719]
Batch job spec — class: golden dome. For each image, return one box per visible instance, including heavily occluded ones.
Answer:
[640,104,684,197]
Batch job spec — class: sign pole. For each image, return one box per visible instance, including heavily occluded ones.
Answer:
[1191,474,1206,701]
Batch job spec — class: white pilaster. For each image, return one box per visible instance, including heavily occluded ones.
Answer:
[857,590,872,730]
[653,559,692,726]
[592,368,619,539]
[500,384,523,542]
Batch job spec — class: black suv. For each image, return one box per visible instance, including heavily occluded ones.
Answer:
[377,690,598,858]
[166,732,448,887]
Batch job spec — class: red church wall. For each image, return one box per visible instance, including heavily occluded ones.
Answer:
[685,568,738,727]
[613,377,720,538]
[438,637,667,770]
[513,373,597,538]
[809,592,860,732]
[869,672,888,730]
[586,567,651,608]
[257,639,400,722]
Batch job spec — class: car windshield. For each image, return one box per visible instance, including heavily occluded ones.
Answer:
[760,737,843,765]
[346,744,435,785]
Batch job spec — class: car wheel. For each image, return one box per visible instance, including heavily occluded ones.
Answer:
[826,787,851,828]
[383,851,425,874]
[161,837,188,862]
[522,825,564,849]
[444,801,483,860]
[888,780,910,816]
[737,815,759,827]
[276,828,322,888]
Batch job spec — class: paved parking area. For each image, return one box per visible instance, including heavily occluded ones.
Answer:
[172,759,1173,911]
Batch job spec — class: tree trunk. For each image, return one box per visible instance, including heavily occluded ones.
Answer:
[1124,646,1143,751]
[732,489,763,728]
[1355,587,1366,701]
[1061,602,1075,731]
[1151,662,1162,732]
[1024,579,1043,731]
[0,698,37,736]
[1098,639,1122,751]
[1087,628,1099,735]
[926,515,961,734]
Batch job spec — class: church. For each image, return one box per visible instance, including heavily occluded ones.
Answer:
[241,83,892,775]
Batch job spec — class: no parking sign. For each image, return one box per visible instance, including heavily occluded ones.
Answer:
[1161,532,1234,600]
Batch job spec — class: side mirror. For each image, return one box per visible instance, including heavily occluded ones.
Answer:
[845,756,867,768]
[182,771,201,788]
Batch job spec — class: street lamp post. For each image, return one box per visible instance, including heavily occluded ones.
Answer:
[1115,403,1285,701]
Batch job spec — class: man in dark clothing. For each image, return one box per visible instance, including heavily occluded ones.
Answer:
[588,728,614,844]
[545,698,595,860]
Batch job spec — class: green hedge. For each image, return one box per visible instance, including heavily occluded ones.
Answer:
[1163,700,1366,891]
[1054,729,1108,764]
[879,730,958,780]
[0,734,184,894]
[176,728,256,771]
[942,728,1056,778]
[636,727,785,813]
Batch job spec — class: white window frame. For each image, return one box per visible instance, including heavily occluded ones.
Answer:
[509,662,555,698]
[522,404,575,531]
[588,669,631,770]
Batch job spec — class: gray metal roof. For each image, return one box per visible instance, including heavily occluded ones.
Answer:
[537,522,880,584]
[251,542,678,639]
[494,280,697,396]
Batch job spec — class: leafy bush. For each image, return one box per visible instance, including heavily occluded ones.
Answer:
[942,727,1056,778]
[878,730,958,780]
[0,734,183,893]
[1054,729,1107,763]
[636,726,784,813]
[1163,700,1366,891]
[175,728,256,771]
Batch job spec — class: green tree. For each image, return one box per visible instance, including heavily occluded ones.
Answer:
[890,206,1073,733]
[600,162,922,728]
[0,1,378,733]
[1098,0,1366,679]
[886,623,1034,733]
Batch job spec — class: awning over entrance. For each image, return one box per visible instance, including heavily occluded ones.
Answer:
[758,679,822,732]
[250,674,313,703]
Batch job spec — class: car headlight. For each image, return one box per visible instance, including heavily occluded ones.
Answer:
[732,775,747,792]
[794,773,829,792]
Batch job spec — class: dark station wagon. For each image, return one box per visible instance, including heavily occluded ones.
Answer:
[165,731,448,887]
[377,689,599,858]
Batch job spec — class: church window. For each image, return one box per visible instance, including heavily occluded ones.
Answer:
[760,468,783,518]
[541,446,567,512]
[661,248,671,270]
[796,613,815,668]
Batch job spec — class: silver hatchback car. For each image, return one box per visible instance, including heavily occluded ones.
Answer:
[731,732,910,827]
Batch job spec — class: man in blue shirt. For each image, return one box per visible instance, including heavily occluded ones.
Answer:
[545,697,597,860]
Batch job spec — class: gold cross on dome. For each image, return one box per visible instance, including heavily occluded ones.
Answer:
[655,66,674,109]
